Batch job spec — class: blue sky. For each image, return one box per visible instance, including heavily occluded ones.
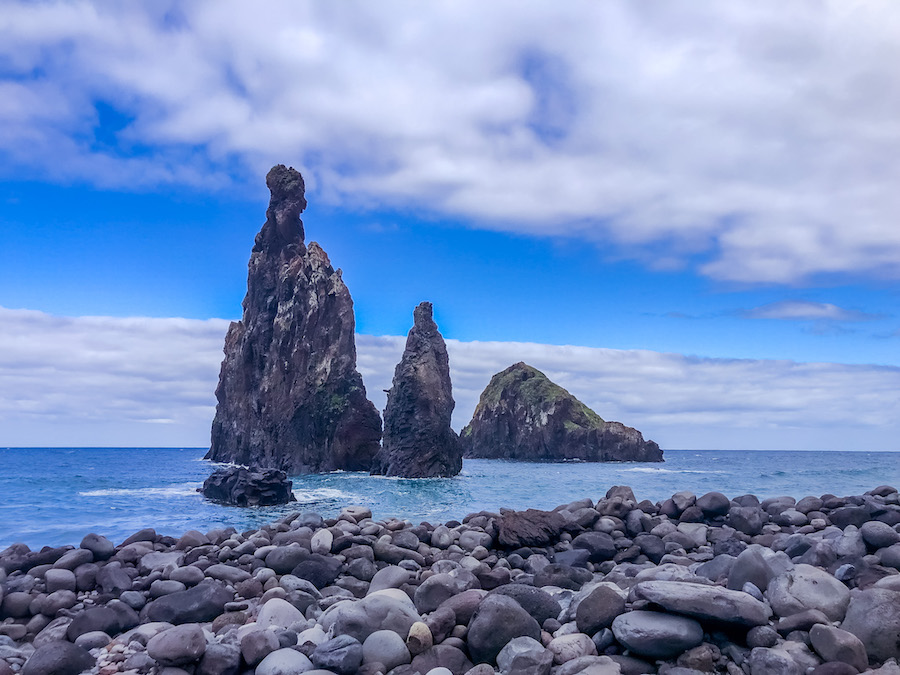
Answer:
[0,1,898,449]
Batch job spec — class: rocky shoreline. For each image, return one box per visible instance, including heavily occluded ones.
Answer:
[1,486,899,675]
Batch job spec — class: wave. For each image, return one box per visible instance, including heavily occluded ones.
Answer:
[622,468,727,475]
[79,483,201,498]
[291,488,355,502]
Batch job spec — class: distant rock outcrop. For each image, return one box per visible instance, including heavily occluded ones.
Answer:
[200,466,296,506]
[205,165,382,473]
[460,362,663,462]
[371,302,463,477]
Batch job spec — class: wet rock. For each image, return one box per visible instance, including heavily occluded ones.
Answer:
[371,302,462,477]
[206,164,382,473]
[496,509,567,548]
[460,362,662,462]
[200,466,296,506]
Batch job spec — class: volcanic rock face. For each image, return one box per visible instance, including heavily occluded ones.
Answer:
[371,302,462,477]
[460,362,662,462]
[206,165,382,473]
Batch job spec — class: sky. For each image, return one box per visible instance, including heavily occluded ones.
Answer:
[0,1,898,450]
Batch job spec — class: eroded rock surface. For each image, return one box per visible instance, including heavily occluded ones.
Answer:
[200,466,296,506]
[371,302,462,477]
[460,362,662,462]
[206,165,381,473]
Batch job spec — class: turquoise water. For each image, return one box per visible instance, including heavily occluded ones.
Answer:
[1,448,898,549]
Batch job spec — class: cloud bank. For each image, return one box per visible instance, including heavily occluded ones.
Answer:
[1,307,897,451]
[2,1,900,284]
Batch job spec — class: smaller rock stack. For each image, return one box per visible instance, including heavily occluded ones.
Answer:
[371,302,463,478]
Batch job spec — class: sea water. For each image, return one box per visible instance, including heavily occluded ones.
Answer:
[1,448,898,549]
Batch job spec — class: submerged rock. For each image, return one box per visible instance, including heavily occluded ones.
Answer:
[199,466,296,506]
[460,362,662,462]
[371,302,462,478]
[206,165,382,473]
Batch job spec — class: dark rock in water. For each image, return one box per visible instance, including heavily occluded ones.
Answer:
[206,165,382,473]
[200,466,296,506]
[371,302,462,478]
[460,362,662,462]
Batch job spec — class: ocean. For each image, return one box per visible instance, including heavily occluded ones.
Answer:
[1,448,898,550]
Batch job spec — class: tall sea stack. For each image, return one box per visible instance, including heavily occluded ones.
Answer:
[371,302,463,477]
[206,165,382,473]
[461,362,663,462]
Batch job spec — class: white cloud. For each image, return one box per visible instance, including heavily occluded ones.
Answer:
[1,307,897,451]
[743,300,882,322]
[2,1,900,284]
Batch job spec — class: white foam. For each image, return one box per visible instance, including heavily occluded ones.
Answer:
[79,483,201,498]
[291,488,354,502]
[622,467,726,475]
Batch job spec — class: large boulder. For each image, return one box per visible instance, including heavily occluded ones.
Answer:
[319,590,421,643]
[611,610,704,659]
[632,580,771,626]
[467,594,541,665]
[206,164,382,473]
[21,641,95,675]
[496,509,566,548]
[200,466,295,506]
[370,302,462,477]
[767,564,850,621]
[840,587,900,663]
[144,581,233,624]
[460,362,662,462]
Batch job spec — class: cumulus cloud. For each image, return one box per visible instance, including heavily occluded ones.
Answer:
[1,1,900,284]
[743,300,883,322]
[1,307,897,450]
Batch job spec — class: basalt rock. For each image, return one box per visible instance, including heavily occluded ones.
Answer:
[206,165,382,473]
[460,362,662,462]
[200,466,296,506]
[371,302,462,478]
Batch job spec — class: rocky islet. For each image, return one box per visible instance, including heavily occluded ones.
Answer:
[1,485,899,674]
[460,363,663,464]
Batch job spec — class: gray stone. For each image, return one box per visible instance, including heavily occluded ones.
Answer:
[727,506,765,536]
[727,547,773,592]
[66,606,121,641]
[632,580,771,626]
[575,584,626,634]
[74,630,112,650]
[809,624,868,672]
[840,587,900,663]
[362,629,411,670]
[547,633,597,665]
[310,634,363,675]
[21,640,95,675]
[468,594,541,664]
[257,597,306,630]
[197,642,242,675]
[80,533,115,560]
[151,579,187,597]
[205,563,252,584]
[170,565,205,586]
[496,636,552,675]
[241,629,280,666]
[147,623,207,666]
[52,548,93,570]
[256,647,314,675]
[489,584,561,626]
[767,564,850,621]
[139,551,184,575]
[410,644,473,674]
[145,581,233,624]
[747,647,803,675]
[319,590,421,643]
[368,565,411,594]
[44,568,76,593]
[611,610,704,659]
[861,521,900,549]
[414,571,479,613]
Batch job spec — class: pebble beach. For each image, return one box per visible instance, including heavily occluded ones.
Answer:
[2,484,900,675]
